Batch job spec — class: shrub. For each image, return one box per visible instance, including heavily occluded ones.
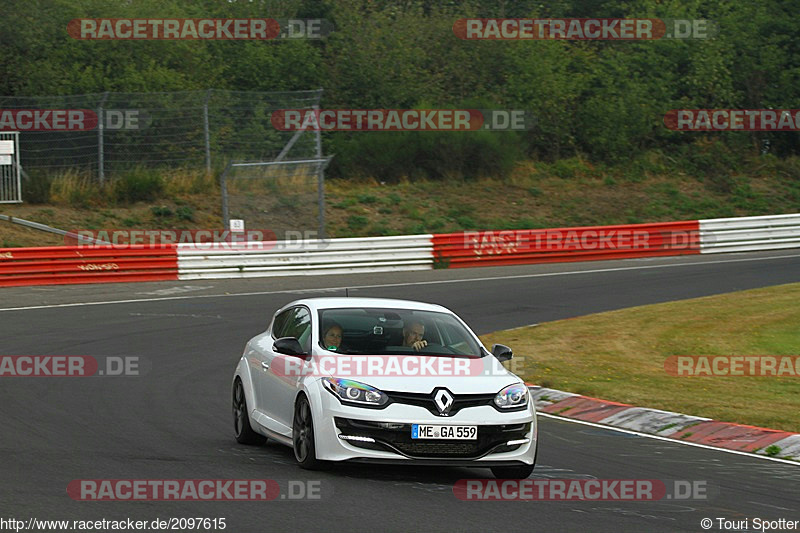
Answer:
[114,169,164,203]
[23,171,52,204]
[48,173,109,207]
[326,104,526,181]
[151,205,173,218]
[346,215,368,230]
[357,194,378,204]
[176,206,194,221]
[549,157,591,179]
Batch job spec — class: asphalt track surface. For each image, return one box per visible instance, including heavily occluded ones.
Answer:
[2,250,800,533]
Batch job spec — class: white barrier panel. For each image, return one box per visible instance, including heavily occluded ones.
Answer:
[699,213,800,253]
[177,234,434,280]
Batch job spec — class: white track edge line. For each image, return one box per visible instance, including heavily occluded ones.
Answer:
[3,252,800,312]
[537,412,800,465]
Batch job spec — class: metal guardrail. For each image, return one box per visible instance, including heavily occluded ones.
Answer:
[699,214,800,253]
[0,244,178,287]
[0,214,110,244]
[3,214,799,287]
[177,235,434,280]
[432,221,701,268]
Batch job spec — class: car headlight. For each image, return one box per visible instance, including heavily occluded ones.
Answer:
[494,383,528,409]
[322,378,389,407]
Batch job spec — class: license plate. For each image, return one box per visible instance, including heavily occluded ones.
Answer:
[411,424,477,440]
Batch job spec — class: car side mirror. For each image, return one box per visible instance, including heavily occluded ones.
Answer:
[274,337,307,358]
[492,344,513,362]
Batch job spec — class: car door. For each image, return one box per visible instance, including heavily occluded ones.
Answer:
[249,308,291,417]
[257,306,313,430]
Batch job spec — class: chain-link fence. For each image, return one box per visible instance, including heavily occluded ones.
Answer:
[0,89,323,180]
[221,157,331,240]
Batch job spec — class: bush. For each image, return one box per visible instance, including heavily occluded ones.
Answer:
[665,141,744,193]
[49,173,108,207]
[22,171,52,204]
[151,205,173,218]
[547,158,587,179]
[357,194,378,204]
[114,169,164,204]
[326,103,526,182]
[328,129,525,181]
[346,215,368,230]
[176,206,194,221]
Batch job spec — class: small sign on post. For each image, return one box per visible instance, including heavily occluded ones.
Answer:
[0,133,22,203]
[230,219,245,232]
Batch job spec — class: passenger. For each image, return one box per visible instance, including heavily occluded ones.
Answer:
[402,321,427,352]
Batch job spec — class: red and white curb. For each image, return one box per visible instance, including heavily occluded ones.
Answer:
[528,386,800,462]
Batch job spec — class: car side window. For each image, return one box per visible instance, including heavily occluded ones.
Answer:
[271,309,292,338]
[435,320,473,355]
[283,307,312,354]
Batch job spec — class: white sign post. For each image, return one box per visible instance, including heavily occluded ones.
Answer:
[0,133,22,203]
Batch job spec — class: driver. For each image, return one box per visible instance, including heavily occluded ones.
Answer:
[402,321,427,352]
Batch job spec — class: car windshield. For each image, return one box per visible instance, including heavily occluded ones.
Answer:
[318,308,483,357]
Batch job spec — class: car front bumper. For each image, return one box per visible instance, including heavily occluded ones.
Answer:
[311,387,537,465]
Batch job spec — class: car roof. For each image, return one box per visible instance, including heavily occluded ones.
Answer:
[285,297,451,314]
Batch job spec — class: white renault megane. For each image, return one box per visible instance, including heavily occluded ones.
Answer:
[231,297,537,479]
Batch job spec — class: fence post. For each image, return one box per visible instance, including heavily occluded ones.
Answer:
[97,91,110,183]
[313,102,326,239]
[220,161,232,228]
[204,89,212,174]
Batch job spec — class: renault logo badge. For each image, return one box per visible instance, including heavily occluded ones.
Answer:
[433,389,454,416]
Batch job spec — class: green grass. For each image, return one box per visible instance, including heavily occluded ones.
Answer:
[765,445,782,457]
[481,283,800,432]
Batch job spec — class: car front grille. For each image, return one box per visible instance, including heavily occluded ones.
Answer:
[384,390,496,416]
[391,441,480,456]
[335,417,531,459]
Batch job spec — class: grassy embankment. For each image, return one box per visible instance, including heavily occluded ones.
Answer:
[2,153,800,247]
[482,283,800,433]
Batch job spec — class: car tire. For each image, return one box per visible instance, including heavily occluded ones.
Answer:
[293,395,325,470]
[490,463,535,479]
[233,379,266,445]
